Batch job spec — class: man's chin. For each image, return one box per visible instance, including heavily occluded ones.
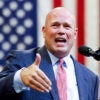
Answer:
[54,51,68,58]
[55,47,67,52]
[55,49,67,54]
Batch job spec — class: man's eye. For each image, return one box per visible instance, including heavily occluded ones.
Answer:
[52,24,59,26]
[64,24,70,28]
[64,25,72,29]
[52,24,56,26]
[51,24,59,28]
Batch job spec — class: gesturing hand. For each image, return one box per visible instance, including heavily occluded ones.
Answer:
[20,53,52,92]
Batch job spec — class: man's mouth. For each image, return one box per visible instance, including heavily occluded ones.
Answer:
[55,37,66,43]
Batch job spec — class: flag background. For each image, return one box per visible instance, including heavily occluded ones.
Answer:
[0,0,100,97]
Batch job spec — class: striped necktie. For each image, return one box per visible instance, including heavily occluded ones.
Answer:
[56,59,67,100]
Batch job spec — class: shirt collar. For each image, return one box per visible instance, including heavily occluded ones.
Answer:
[47,50,71,68]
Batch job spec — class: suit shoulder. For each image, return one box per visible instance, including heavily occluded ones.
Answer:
[71,56,98,78]
[4,47,39,68]
[77,61,98,78]
[5,47,39,63]
[8,47,39,56]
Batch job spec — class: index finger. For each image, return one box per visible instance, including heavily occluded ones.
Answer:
[37,69,52,86]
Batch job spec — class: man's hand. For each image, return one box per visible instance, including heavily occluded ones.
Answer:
[20,53,52,92]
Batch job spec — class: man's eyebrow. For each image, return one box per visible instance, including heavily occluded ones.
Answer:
[63,23,72,27]
[51,22,60,25]
[51,22,72,28]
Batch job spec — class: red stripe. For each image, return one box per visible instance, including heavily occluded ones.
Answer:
[76,0,85,64]
[53,0,62,7]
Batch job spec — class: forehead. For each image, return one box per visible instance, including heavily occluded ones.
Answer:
[52,12,71,20]
[46,9,75,25]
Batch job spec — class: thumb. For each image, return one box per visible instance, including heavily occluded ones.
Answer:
[34,53,41,66]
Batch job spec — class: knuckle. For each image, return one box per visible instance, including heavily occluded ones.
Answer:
[32,72,37,78]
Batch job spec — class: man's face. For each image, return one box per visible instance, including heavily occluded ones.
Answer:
[42,8,77,58]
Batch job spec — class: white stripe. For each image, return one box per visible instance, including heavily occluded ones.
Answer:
[85,0,99,75]
[62,0,77,15]
[37,0,52,46]
[62,0,77,57]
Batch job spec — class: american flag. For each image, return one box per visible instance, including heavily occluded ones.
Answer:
[0,0,37,67]
[0,0,100,97]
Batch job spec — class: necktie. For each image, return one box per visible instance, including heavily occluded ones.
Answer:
[56,59,67,100]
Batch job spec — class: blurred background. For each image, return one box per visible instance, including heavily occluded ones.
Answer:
[0,0,100,98]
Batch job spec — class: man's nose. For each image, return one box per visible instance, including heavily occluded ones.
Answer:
[58,26,65,35]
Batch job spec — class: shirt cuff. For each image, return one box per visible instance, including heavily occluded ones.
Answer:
[13,68,30,93]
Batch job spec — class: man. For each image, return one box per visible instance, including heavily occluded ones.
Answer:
[0,7,99,100]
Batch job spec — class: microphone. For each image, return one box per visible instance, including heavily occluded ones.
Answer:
[78,46,100,61]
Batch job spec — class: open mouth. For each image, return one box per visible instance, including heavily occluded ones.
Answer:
[55,37,66,43]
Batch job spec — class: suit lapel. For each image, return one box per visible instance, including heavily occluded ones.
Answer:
[72,57,88,100]
[38,46,59,100]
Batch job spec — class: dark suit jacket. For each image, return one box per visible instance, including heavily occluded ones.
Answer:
[0,46,99,100]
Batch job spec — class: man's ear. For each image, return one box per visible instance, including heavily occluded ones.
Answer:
[74,28,78,39]
[42,26,46,38]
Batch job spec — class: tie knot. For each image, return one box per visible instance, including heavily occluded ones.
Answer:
[59,59,63,65]
[58,59,67,68]
[58,59,64,70]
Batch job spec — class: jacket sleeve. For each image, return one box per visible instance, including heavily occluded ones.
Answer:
[0,50,25,95]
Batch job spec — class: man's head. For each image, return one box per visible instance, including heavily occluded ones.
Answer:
[42,7,78,58]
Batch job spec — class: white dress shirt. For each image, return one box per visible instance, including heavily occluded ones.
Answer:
[48,51,79,100]
[14,51,79,100]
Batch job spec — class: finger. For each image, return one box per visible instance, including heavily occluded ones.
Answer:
[30,76,50,92]
[32,72,52,91]
[29,83,45,92]
[37,69,52,86]
[34,53,41,66]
